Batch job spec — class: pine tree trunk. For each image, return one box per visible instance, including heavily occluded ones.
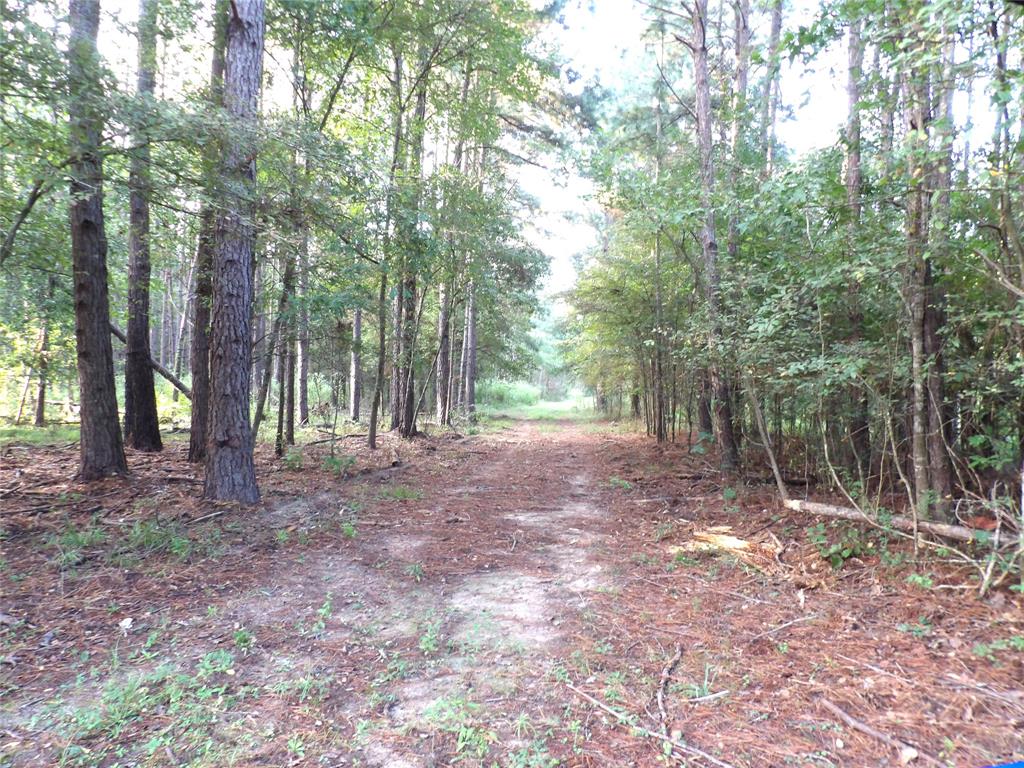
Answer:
[464,281,477,421]
[436,283,451,425]
[68,0,127,479]
[348,308,362,421]
[203,0,263,503]
[188,0,227,463]
[123,0,162,451]
[692,0,738,472]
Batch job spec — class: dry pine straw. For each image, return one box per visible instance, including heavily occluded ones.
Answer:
[0,424,1022,766]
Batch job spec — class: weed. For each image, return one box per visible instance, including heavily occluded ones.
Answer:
[608,476,632,490]
[972,636,1024,661]
[379,485,422,501]
[233,628,255,653]
[322,453,356,477]
[896,617,932,639]
[405,562,425,582]
[286,734,306,757]
[340,521,357,539]
[807,522,874,569]
[683,664,717,699]
[722,486,738,501]
[49,520,106,568]
[905,572,934,590]
[418,616,443,655]
[283,449,304,470]
[308,594,333,636]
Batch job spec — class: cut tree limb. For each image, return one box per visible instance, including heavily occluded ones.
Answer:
[110,323,191,400]
[784,499,1013,545]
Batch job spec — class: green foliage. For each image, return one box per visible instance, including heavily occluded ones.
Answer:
[477,379,541,407]
[806,522,874,569]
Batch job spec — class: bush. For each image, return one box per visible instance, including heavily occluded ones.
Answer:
[476,379,541,406]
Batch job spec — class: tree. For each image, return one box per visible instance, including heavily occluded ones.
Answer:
[123,0,162,452]
[189,0,228,464]
[203,0,263,503]
[67,0,127,479]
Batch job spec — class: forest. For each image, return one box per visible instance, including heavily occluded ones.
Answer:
[1,0,1023,766]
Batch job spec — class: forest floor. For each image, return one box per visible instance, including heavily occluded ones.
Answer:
[1,410,1023,768]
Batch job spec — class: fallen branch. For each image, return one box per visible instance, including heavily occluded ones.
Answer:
[818,697,942,766]
[656,644,683,734]
[784,499,1012,546]
[747,613,818,642]
[109,323,192,400]
[565,682,737,768]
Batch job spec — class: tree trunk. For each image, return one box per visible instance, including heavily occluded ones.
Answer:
[436,283,451,425]
[845,18,870,482]
[369,48,404,449]
[902,55,932,517]
[68,0,128,479]
[464,281,477,420]
[123,0,161,451]
[691,0,739,472]
[203,0,263,504]
[349,307,362,421]
[33,276,55,427]
[188,0,227,463]
[297,228,309,425]
[759,0,782,174]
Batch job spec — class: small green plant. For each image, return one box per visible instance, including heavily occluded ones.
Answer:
[286,734,306,757]
[608,476,632,490]
[275,529,290,546]
[50,519,107,568]
[896,617,932,639]
[283,449,303,470]
[405,562,425,582]
[972,636,1024,661]
[722,486,738,501]
[905,572,934,590]
[419,616,442,655]
[684,664,717,699]
[379,485,422,501]
[197,649,234,677]
[340,521,357,539]
[807,522,872,569]
[322,454,356,477]
[233,628,255,653]
[308,594,333,636]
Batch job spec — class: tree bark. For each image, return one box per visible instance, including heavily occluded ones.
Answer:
[691,0,739,472]
[123,0,162,451]
[203,0,263,504]
[349,308,362,421]
[188,0,227,463]
[436,283,451,425]
[369,48,404,449]
[902,52,932,518]
[68,0,128,479]
[845,18,870,481]
[464,280,477,420]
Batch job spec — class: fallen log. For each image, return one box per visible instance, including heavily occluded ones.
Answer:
[109,323,191,400]
[783,499,1014,545]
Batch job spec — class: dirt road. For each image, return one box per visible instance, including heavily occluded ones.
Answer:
[3,418,1022,766]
